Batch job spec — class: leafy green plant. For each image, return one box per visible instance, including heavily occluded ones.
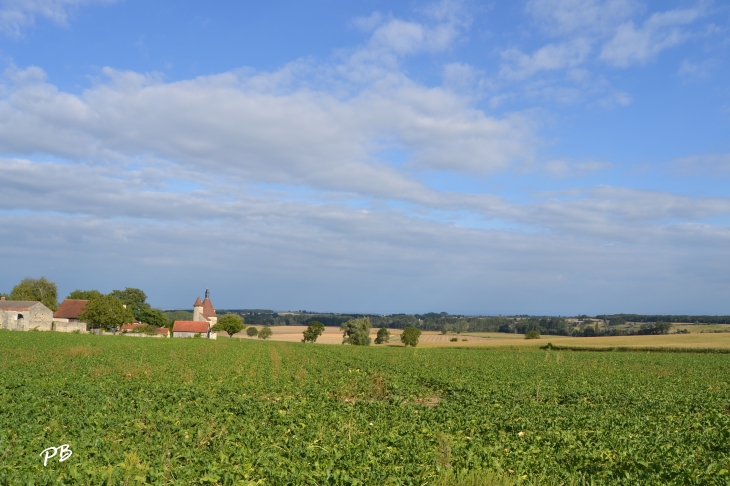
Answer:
[1,332,729,484]
[257,326,273,340]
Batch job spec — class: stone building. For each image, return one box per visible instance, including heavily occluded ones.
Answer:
[53,299,89,333]
[172,320,214,338]
[172,289,218,338]
[193,288,218,326]
[0,297,53,331]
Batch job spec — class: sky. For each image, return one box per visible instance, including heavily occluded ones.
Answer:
[1,0,729,315]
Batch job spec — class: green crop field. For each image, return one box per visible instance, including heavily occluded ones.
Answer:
[1,331,729,485]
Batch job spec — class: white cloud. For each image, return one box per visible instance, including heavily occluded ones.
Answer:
[0,0,116,37]
[600,7,705,67]
[499,39,592,80]
[526,0,639,37]
[669,153,730,176]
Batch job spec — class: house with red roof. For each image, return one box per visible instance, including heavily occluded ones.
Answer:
[172,289,218,339]
[52,299,89,333]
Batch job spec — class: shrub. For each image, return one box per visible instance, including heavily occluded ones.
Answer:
[525,330,540,339]
[258,326,273,340]
[450,337,458,342]
[246,327,259,337]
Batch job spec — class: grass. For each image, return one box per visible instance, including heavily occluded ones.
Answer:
[1,330,729,484]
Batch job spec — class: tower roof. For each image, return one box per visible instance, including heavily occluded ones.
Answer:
[202,297,216,319]
[193,297,203,307]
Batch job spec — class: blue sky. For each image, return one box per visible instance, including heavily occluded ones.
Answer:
[1,0,729,315]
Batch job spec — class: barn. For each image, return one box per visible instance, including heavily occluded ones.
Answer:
[0,297,53,331]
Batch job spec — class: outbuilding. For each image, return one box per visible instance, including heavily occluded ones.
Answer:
[53,299,89,333]
[0,297,53,331]
[172,320,215,339]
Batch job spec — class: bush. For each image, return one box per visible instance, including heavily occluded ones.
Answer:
[258,326,273,340]
[450,337,458,342]
[246,327,259,337]
[525,330,540,339]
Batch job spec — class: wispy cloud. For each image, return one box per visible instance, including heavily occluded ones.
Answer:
[600,6,706,67]
[0,0,117,37]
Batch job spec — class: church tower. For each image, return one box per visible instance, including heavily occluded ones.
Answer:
[192,296,204,322]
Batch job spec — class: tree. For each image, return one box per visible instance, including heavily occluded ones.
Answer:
[138,307,168,328]
[375,327,390,344]
[258,326,273,340]
[525,330,540,339]
[302,321,325,343]
[400,327,422,347]
[212,314,245,338]
[78,295,135,330]
[341,317,371,346]
[67,289,104,301]
[246,327,259,337]
[109,288,149,320]
[9,277,59,311]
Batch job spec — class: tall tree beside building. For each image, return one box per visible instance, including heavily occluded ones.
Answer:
[78,295,135,330]
[109,288,149,320]
[212,314,245,338]
[66,289,104,301]
[9,277,59,311]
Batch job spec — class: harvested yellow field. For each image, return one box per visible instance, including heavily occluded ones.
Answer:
[235,326,730,349]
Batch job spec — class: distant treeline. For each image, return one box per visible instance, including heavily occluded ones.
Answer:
[161,309,728,337]
[597,314,730,325]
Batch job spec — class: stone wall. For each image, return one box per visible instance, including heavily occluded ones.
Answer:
[53,321,87,333]
[28,304,53,331]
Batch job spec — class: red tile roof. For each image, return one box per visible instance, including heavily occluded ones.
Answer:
[193,297,203,307]
[156,327,170,335]
[121,323,143,331]
[202,298,217,319]
[53,299,89,319]
[173,320,210,333]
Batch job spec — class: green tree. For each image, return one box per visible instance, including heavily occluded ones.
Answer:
[138,307,168,328]
[212,314,245,338]
[246,327,259,337]
[525,330,540,339]
[341,317,371,346]
[109,288,149,320]
[78,295,135,330]
[258,326,273,340]
[400,327,422,347]
[9,277,59,311]
[302,321,325,343]
[375,327,390,344]
[66,289,104,301]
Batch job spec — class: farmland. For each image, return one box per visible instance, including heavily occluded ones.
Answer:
[1,331,730,484]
